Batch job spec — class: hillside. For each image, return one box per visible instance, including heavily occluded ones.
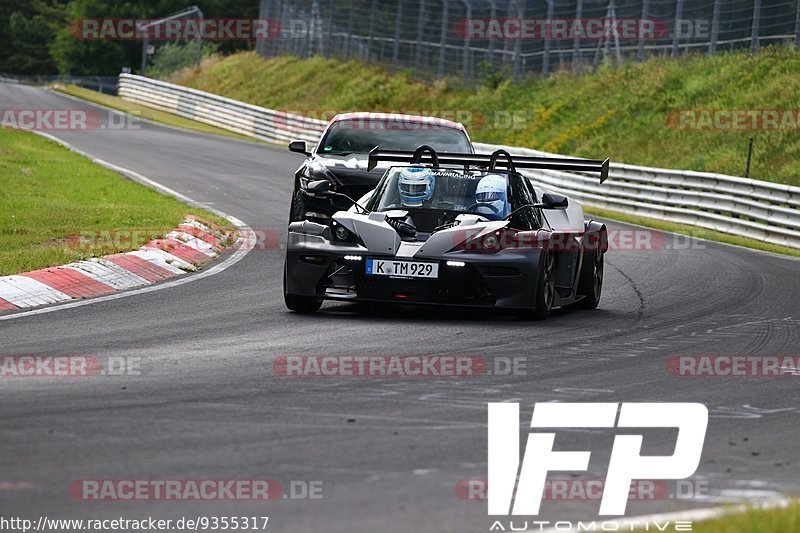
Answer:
[173,48,800,186]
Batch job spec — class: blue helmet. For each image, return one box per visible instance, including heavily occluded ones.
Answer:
[397,166,435,207]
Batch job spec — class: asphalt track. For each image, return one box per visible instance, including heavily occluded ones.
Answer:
[1,84,798,533]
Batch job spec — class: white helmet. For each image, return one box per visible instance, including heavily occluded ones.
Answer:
[397,166,435,207]
[475,174,508,216]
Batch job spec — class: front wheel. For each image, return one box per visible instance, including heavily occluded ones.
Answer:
[283,262,322,313]
[290,188,307,222]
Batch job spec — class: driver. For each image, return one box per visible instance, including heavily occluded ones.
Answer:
[474,174,509,218]
[397,166,435,207]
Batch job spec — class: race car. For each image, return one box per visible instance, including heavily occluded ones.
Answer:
[283,146,609,320]
[288,112,473,222]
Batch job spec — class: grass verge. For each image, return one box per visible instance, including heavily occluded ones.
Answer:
[0,127,234,276]
[52,84,258,143]
[665,501,800,532]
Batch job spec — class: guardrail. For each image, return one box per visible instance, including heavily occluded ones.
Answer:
[119,73,800,249]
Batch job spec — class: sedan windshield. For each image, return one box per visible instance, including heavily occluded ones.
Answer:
[317,119,470,154]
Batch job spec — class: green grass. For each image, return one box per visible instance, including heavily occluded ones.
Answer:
[53,84,258,143]
[0,127,234,276]
[174,48,800,187]
[664,501,800,532]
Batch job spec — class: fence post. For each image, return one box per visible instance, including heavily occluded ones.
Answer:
[671,0,684,57]
[709,0,720,54]
[795,0,800,45]
[512,0,523,80]
[636,0,648,60]
[438,0,449,78]
[367,0,377,60]
[414,0,427,77]
[750,0,762,54]
[393,0,404,70]
[572,0,583,70]
[194,9,204,67]
[462,0,472,83]
[256,0,270,56]
[542,0,554,75]
[487,0,497,67]
[345,0,355,59]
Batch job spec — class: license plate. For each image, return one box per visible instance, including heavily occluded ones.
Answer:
[365,259,439,279]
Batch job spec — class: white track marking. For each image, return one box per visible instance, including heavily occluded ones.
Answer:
[0,276,72,307]
[63,259,150,290]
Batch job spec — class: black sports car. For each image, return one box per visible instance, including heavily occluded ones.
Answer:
[284,146,610,320]
[288,112,474,222]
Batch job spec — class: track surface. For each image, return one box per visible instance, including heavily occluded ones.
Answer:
[1,84,798,532]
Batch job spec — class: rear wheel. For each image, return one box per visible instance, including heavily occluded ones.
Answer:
[532,251,556,320]
[576,249,604,309]
[283,262,322,314]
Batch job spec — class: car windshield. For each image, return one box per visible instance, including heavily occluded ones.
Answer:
[317,119,470,154]
[368,167,512,221]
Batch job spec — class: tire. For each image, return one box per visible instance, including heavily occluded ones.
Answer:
[283,262,322,314]
[532,251,556,320]
[290,188,306,222]
[576,249,604,309]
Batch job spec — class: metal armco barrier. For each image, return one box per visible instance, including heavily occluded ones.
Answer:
[119,73,800,249]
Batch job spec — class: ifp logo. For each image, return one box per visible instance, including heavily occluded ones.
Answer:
[487,403,708,516]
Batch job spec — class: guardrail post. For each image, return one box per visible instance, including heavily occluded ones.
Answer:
[709,0,720,54]
[671,0,684,57]
[751,0,762,54]
[438,0,449,78]
[636,0,649,60]
[414,0,427,77]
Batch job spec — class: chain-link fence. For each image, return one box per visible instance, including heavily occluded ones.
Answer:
[255,0,800,81]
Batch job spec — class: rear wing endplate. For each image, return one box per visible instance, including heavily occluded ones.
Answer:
[367,146,610,184]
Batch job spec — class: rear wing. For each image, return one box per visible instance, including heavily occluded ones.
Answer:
[367,145,610,184]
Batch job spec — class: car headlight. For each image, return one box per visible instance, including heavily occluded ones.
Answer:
[335,225,351,241]
[331,220,359,244]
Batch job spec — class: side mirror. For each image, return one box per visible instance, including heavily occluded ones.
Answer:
[541,192,568,209]
[304,180,332,197]
[289,140,310,156]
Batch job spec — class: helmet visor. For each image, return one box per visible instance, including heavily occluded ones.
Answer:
[476,191,505,203]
